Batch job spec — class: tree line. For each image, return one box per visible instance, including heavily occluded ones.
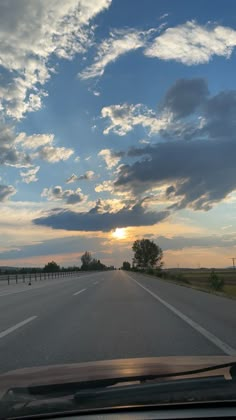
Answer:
[0,252,113,275]
[43,252,113,272]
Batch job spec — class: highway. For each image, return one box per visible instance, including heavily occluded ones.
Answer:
[0,270,236,374]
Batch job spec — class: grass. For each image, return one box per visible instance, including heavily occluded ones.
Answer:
[131,268,236,300]
[164,270,236,299]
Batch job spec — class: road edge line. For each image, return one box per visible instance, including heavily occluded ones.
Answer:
[127,273,236,356]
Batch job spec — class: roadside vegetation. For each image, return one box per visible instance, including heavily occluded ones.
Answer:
[121,238,236,299]
[0,252,113,276]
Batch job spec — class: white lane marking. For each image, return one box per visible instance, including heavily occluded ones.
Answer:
[73,288,86,296]
[0,316,37,339]
[93,281,99,285]
[129,275,236,356]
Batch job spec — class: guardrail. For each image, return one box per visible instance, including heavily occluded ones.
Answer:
[0,271,77,286]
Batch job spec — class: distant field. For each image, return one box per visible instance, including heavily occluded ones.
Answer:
[163,269,236,298]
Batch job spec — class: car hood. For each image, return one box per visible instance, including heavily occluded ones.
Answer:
[0,356,234,395]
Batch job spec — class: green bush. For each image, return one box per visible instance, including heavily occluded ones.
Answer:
[155,269,164,278]
[209,270,224,291]
[176,272,190,284]
[146,267,154,275]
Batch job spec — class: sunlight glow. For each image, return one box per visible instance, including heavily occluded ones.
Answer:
[112,228,127,240]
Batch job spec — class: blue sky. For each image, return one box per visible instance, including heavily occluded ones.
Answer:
[0,0,236,268]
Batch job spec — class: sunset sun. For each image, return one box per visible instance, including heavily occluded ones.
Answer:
[112,228,127,240]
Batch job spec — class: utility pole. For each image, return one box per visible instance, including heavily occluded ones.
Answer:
[230,257,236,270]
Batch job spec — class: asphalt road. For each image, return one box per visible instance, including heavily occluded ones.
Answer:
[0,270,236,374]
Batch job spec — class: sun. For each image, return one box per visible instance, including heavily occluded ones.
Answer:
[112,228,127,240]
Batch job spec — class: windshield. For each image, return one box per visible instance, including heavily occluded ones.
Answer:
[0,0,236,416]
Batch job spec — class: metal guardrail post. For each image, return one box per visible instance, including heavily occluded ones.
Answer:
[8,275,9,285]
[16,274,18,284]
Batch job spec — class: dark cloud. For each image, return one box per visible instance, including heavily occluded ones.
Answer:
[0,236,106,259]
[115,137,236,211]
[204,91,236,138]
[0,123,31,167]
[34,202,169,231]
[155,235,236,251]
[114,81,236,211]
[127,146,152,157]
[112,150,126,158]
[163,78,209,118]
[41,186,85,205]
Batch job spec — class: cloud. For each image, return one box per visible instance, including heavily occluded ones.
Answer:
[66,171,95,183]
[15,133,54,149]
[155,234,236,251]
[0,185,17,202]
[101,78,209,137]
[163,78,209,118]
[36,146,74,162]
[34,201,169,231]
[0,122,74,169]
[20,166,40,184]
[109,79,236,211]
[95,180,113,192]
[98,149,124,169]
[144,21,236,65]
[41,186,86,205]
[115,136,236,211]
[101,104,170,136]
[0,235,106,260]
[80,28,151,79]
[0,0,111,119]
[139,139,150,144]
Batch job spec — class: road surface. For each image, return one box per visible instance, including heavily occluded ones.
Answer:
[0,270,236,374]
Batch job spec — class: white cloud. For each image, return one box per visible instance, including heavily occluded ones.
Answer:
[98,149,122,169]
[36,146,74,162]
[80,28,151,79]
[0,0,111,119]
[139,139,150,144]
[95,180,113,192]
[15,133,54,149]
[0,185,17,202]
[20,166,40,184]
[41,185,87,205]
[0,122,74,167]
[145,21,236,65]
[101,103,171,136]
[66,171,95,183]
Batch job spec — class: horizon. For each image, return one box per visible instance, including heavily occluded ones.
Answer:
[0,0,236,268]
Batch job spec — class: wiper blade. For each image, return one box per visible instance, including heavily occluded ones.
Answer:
[2,360,236,403]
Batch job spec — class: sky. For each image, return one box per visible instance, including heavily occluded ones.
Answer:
[0,0,236,268]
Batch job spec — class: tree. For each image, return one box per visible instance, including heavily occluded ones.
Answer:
[122,261,131,270]
[132,239,163,269]
[209,270,224,291]
[43,261,60,272]
[81,251,92,270]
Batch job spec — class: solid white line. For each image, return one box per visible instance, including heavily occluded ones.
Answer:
[0,316,37,339]
[73,288,86,296]
[129,275,236,356]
